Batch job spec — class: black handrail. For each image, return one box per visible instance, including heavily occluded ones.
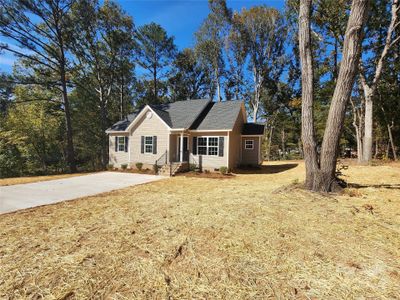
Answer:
[155,150,168,167]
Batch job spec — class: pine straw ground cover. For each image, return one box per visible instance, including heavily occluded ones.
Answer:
[0,161,399,299]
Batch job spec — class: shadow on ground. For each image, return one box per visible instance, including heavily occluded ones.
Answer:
[348,183,400,190]
[234,163,298,174]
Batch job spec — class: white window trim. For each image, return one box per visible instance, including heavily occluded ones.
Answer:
[197,136,219,156]
[117,136,126,152]
[244,139,254,150]
[144,136,153,154]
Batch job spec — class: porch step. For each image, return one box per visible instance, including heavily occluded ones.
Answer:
[157,162,188,176]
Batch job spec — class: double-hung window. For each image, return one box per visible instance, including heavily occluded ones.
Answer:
[197,137,219,156]
[144,136,153,154]
[244,139,254,150]
[208,137,218,155]
[117,137,125,152]
[197,137,207,155]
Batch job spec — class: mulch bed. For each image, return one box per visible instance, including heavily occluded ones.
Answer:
[176,171,235,179]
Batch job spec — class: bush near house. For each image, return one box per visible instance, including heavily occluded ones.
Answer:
[219,166,228,175]
[136,162,143,171]
[121,164,128,170]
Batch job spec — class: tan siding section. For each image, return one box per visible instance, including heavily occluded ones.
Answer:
[189,132,228,170]
[108,133,129,167]
[108,108,170,168]
[228,108,245,170]
[130,111,170,165]
[241,137,260,165]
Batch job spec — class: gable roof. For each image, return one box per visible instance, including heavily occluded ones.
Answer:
[150,99,211,128]
[190,101,243,130]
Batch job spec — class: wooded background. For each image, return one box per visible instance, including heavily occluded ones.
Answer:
[0,0,398,178]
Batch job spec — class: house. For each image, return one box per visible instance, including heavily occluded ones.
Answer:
[106,99,264,175]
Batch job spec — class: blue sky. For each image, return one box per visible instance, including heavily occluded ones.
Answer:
[0,0,286,73]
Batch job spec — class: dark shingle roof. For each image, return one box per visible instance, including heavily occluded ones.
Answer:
[242,123,265,135]
[107,99,245,132]
[150,99,210,128]
[107,111,141,131]
[191,101,243,130]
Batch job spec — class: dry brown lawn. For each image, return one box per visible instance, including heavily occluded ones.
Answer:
[0,173,89,186]
[0,161,399,299]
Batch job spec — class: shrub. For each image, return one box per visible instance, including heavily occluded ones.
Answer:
[189,164,196,172]
[153,164,159,174]
[219,166,228,175]
[121,164,128,170]
[106,164,114,170]
[204,169,210,174]
[136,162,143,171]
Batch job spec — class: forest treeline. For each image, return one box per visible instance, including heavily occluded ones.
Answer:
[0,0,399,178]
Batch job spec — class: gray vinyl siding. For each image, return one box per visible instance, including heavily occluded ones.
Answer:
[241,137,260,165]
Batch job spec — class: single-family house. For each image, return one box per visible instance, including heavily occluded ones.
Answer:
[106,99,264,175]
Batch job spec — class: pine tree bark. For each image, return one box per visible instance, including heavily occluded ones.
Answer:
[57,19,76,173]
[215,67,221,102]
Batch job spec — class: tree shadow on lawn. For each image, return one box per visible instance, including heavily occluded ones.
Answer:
[234,163,299,174]
[347,183,400,190]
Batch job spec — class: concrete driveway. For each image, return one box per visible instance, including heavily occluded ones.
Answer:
[0,172,165,214]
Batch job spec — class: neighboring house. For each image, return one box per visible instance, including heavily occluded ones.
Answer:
[106,99,264,175]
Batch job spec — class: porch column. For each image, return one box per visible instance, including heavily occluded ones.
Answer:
[180,132,184,162]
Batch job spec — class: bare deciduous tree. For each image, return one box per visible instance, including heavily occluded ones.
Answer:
[299,0,369,191]
[358,0,399,163]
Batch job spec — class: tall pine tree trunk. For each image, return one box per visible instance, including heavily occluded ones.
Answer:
[215,67,221,102]
[59,39,76,173]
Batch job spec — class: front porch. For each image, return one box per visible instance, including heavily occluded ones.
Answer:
[169,132,191,163]
[154,132,197,176]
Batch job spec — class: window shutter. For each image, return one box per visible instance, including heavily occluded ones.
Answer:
[125,136,128,152]
[153,136,157,154]
[192,137,197,155]
[115,136,118,152]
[141,136,144,154]
[219,137,224,157]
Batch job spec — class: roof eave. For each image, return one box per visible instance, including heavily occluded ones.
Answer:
[106,130,129,134]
